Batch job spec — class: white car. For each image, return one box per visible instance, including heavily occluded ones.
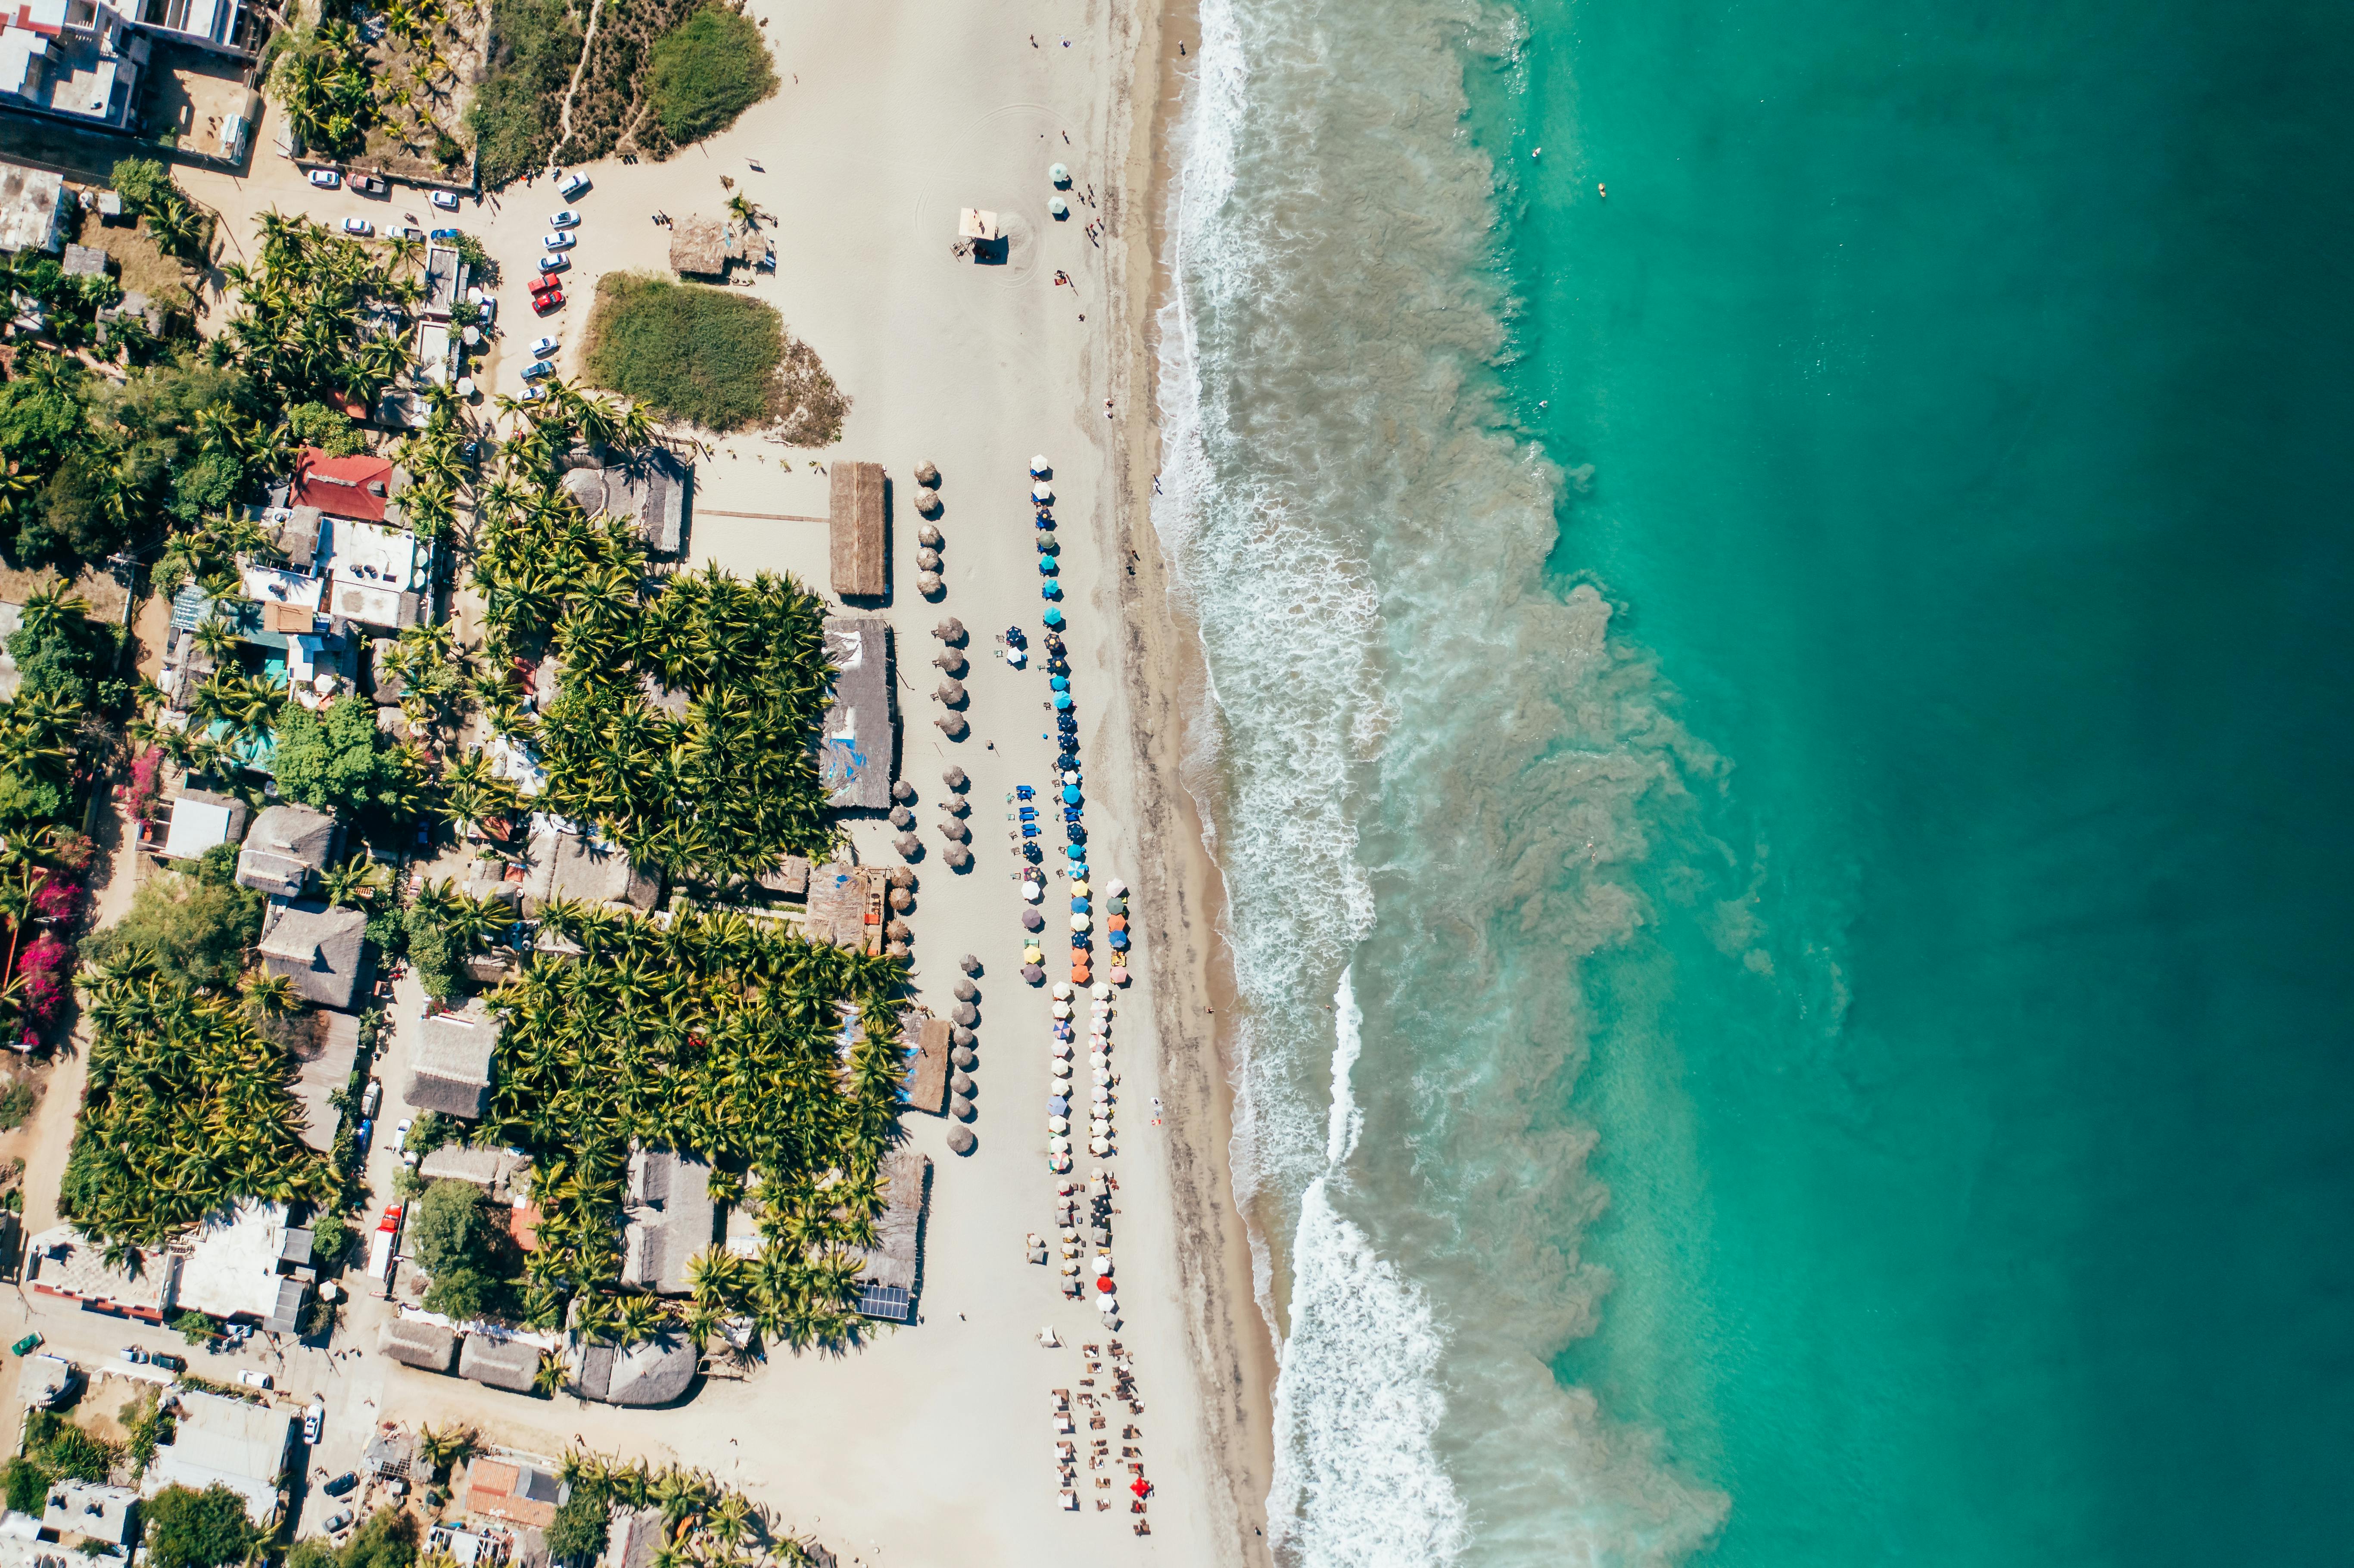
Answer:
[519,384,547,403]
[528,335,559,358]
[557,171,590,200]
[302,1404,324,1445]
[307,168,341,189]
[548,209,581,230]
[536,253,570,274]
[340,217,373,237]
[393,1117,412,1148]
[430,189,461,211]
[392,225,426,242]
[542,231,574,251]
[236,1370,273,1391]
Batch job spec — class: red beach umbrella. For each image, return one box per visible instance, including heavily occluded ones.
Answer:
[1096,1275,1115,1291]
[1130,1478,1150,1498]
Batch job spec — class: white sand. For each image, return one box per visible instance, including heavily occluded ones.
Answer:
[174,0,1275,1560]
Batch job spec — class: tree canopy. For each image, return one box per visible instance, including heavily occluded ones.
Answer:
[272,697,421,821]
[143,1484,261,1568]
[80,867,262,992]
[411,1177,517,1319]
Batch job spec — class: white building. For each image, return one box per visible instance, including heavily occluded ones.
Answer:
[0,0,146,130]
[142,1391,294,1525]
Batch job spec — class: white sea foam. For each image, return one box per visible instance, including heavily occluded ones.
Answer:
[1325,967,1364,1167]
[1270,1181,1467,1568]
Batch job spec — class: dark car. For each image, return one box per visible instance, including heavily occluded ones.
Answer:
[150,1352,186,1373]
[321,1473,359,1498]
[354,174,389,197]
[429,227,461,243]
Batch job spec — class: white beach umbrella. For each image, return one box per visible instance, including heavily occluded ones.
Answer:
[1032,453,1052,474]
[1071,914,1091,931]
[1052,980,1074,1000]
[1092,983,1113,1001]
[1033,482,1054,502]
[1106,879,1128,896]
[1050,1136,1071,1154]
[1048,1117,1069,1134]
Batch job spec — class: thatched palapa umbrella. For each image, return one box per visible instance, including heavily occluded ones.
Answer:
[915,460,941,486]
[934,679,966,705]
[950,1072,975,1098]
[915,548,942,573]
[894,833,922,858]
[884,940,910,959]
[950,1025,976,1048]
[917,523,944,548]
[887,865,915,889]
[1021,908,1045,932]
[951,1045,978,1070]
[942,766,969,790]
[937,819,968,843]
[888,887,914,913]
[950,1095,976,1122]
[946,1125,976,1155]
[917,572,944,598]
[915,488,943,518]
[934,714,968,738]
[931,651,965,678]
[944,844,973,870]
[891,778,915,803]
[888,806,914,829]
[939,795,968,817]
[953,979,978,1002]
[960,952,982,974]
[950,1002,979,1027]
[933,617,965,643]
[885,918,912,943]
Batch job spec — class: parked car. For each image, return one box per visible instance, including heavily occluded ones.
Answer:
[9,1333,40,1356]
[548,209,581,230]
[118,1346,146,1364]
[474,297,497,325]
[307,168,341,189]
[528,335,560,358]
[236,1370,272,1390]
[536,253,570,274]
[302,1404,324,1445]
[429,227,461,243]
[430,189,461,211]
[354,173,388,196]
[521,358,555,382]
[321,1473,359,1498]
[359,1079,381,1118]
[519,385,546,403]
[340,218,373,237]
[325,1512,354,1537]
[542,231,574,251]
[530,288,564,315]
[392,225,426,242]
[557,171,589,200]
[150,1352,186,1373]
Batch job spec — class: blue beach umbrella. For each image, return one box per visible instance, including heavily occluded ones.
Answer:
[1067,845,1085,860]
[1050,675,1069,691]
[1043,607,1065,627]
[1062,785,1082,804]
[1049,1095,1070,1117]
[1071,898,1090,913]
[1042,582,1062,600]
[1053,693,1073,710]
[1108,931,1130,951]
[1040,554,1059,574]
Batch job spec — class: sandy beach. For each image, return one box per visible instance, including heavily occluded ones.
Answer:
[158,0,1275,1560]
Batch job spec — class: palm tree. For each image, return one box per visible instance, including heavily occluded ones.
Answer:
[319,854,389,907]
[416,1423,479,1479]
[240,972,299,1022]
[532,1349,569,1396]
[723,194,768,230]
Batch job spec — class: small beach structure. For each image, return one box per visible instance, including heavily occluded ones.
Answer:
[819,618,893,809]
[956,207,1005,261]
[903,1013,952,1116]
[257,899,374,1011]
[620,1147,716,1296]
[828,460,887,597]
[852,1149,931,1321]
[405,1003,501,1119]
[377,1318,459,1373]
[669,216,747,278]
[235,805,342,897]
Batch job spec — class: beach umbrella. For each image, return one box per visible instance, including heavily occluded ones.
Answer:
[1131,1479,1149,1499]
[1050,675,1070,691]
[884,941,911,959]
[1043,607,1065,628]
[1022,909,1045,933]
[892,778,916,803]
[1042,582,1063,601]
[937,820,969,843]
[1095,1275,1115,1293]
[934,678,966,704]
[934,713,967,737]
[894,833,921,857]
[1106,878,1127,896]
[1049,1095,1070,1116]
[1020,963,1045,984]
[1106,915,1127,932]
[1039,554,1059,574]
[889,865,916,889]
[1049,1136,1071,1154]
[1053,980,1074,999]
[1025,947,1045,966]
[888,805,913,829]
[1032,454,1052,475]
[1032,482,1054,502]
[1070,897,1090,914]
[951,1003,979,1027]
[884,918,912,943]
[1050,163,1071,184]
[1071,880,1090,898]
[933,649,967,676]
[889,887,913,913]
[1109,966,1129,985]
[915,488,943,517]
[946,845,974,869]
[1063,785,1083,804]
[1022,883,1043,903]
[1052,1002,1072,1020]
[953,1047,979,1073]
[1053,692,1073,710]
[919,523,945,548]
[947,1125,976,1155]
[960,952,982,974]
[1049,1116,1069,1135]
[951,1025,976,1047]
[933,617,965,641]
[1105,896,1126,914]
[1092,983,1112,1001]
[1036,528,1058,550]
[1108,932,1130,951]
[951,1071,976,1097]
[916,548,943,572]
[1071,914,1091,932]
[951,1094,975,1120]
[1097,1295,1117,1313]
[916,571,944,597]
[954,979,978,1002]
[1049,196,1069,218]
[943,766,969,790]
[456,376,476,397]
[915,460,941,486]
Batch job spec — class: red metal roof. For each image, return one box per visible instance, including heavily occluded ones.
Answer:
[289,447,396,522]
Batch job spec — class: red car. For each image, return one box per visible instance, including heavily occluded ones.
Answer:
[531,286,564,314]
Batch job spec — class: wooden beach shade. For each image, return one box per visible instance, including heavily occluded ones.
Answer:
[829,460,888,597]
[957,208,1004,241]
[942,766,968,790]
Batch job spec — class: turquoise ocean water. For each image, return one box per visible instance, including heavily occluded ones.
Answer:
[1151,0,2354,1564]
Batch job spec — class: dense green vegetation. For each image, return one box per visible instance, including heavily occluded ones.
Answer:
[557,1450,810,1567]
[62,970,334,1243]
[79,865,262,993]
[0,588,127,830]
[287,1509,419,1568]
[410,1176,522,1319]
[272,697,427,822]
[143,1483,262,1568]
[485,909,901,1347]
[579,274,791,433]
[267,22,378,160]
[470,0,586,187]
[645,5,776,144]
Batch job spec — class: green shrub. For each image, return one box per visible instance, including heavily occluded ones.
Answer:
[0,1080,34,1131]
[644,6,775,145]
[581,272,804,433]
[143,1483,260,1568]
[283,401,370,457]
[80,871,262,992]
[470,0,584,188]
[109,158,170,211]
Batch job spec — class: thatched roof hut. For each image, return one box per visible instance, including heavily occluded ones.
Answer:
[828,461,887,597]
[669,216,743,277]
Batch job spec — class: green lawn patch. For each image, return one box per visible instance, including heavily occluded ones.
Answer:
[645,5,776,144]
[580,272,847,438]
